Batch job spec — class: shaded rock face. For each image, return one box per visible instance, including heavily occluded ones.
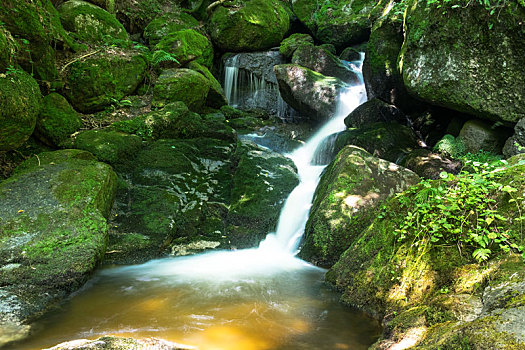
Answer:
[58,0,128,44]
[0,150,116,347]
[401,148,462,179]
[503,118,525,158]
[291,45,360,84]
[143,11,201,47]
[400,0,525,123]
[208,0,290,52]
[35,93,82,147]
[0,70,42,151]
[299,145,419,267]
[0,27,17,72]
[458,119,510,154]
[292,0,376,50]
[362,11,415,112]
[64,49,147,113]
[344,98,406,129]
[274,64,346,121]
[334,122,419,164]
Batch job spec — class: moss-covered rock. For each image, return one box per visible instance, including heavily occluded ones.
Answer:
[503,117,525,158]
[292,0,377,50]
[400,148,462,180]
[154,29,213,68]
[299,146,419,267]
[0,27,17,72]
[64,49,147,113]
[0,149,116,346]
[279,33,314,58]
[344,97,406,128]
[227,140,299,247]
[291,45,360,83]
[458,119,510,154]
[208,0,290,52]
[58,0,128,44]
[335,121,419,163]
[47,336,190,349]
[143,11,201,47]
[152,68,210,111]
[274,64,346,122]
[186,61,227,108]
[72,130,143,166]
[35,93,82,147]
[399,0,525,123]
[0,70,42,151]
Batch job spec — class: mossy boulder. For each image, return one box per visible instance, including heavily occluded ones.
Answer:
[47,336,190,350]
[400,148,462,180]
[0,0,78,85]
[35,93,82,147]
[111,101,234,141]
[292,0,376,50]
[72,130,143,166]
[0,149,116,346]
[227,140,299,247]
[208,0,290,52]
[0,70,42,151]
[299,145,419,267]
[143,11,201,47]
[279,33,314,58]
[64,49,147,113]
[399,0,525,123]
[291,45,360,83]
[344,98,406,128]
[363,6,414,111]
[154,29,213,68]
[334,122,419,163]
[0,27,17,72]
[458,119,510,154]
[186,61,227,108]
[152,68,211,111]
[58,0,128,43]
[274,64,346,122]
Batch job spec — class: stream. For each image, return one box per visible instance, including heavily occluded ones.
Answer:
[15,55,381,350]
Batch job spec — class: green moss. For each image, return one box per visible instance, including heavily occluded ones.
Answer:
[0,69,42,151]
[279,33,314,58]
[0,27,17,72]
[152,68,210,111]
[209,0,290,51]
[35,93,82,147]
[143,11,200,47]
[58,0,128,43]
[186,61,227,108]
[155,29,213,68]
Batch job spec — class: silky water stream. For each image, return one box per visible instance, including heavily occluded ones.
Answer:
[15,57,381,350]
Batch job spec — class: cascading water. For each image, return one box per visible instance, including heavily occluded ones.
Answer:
[16,55,378,350]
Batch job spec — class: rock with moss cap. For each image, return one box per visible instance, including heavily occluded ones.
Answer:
[64,48,147,113]
[0,70,42,151]
[292,0,377,50]
[208,0,290,52]
[292,45,360,83]
[399,0,525,123]
[274,64,347,122]
[400,148,462,180]
[154,29,213,68]
[144,11,201,47]
[0,28,17,72]
[58,0,128,44]
[0,149,116,346]
[299,145,419,267]
[227,140,299,247]
[344,98,406,129]
[153,68,211,111]
[35,93,82,147]
[0,0,79,85]
[186,61,227,108]
[279,33,314,58]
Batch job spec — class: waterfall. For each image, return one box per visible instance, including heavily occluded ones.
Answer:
[222,52,295,119]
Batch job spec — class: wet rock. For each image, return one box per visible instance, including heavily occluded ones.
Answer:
[279,33,314,58]
[400,0,525,123]
[340,47,361,62]
[47,336,192,350]
[0,150,116,347]
[458,119,510,154]
[0,70,42,151]
[152,68,210,111]
[400,148,462,179]
[208,0,290,52]
[299,145,419,267]
[344,98,406,128]
[35,93,82,147]
[58,0,128,44]
[274,64,346,121]
[291,45,360,84]
[63,48,147,113]
[144,11,201,47]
